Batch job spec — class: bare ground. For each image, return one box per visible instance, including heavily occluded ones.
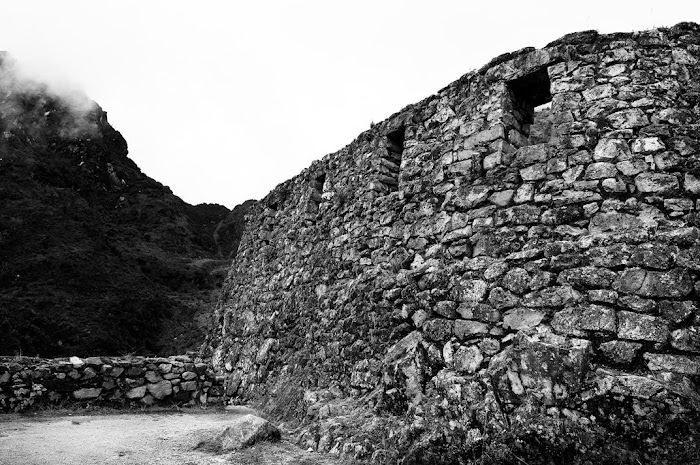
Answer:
[0,408,342,465]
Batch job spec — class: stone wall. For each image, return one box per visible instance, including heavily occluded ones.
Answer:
[208,23,700,457]
[0,355,224,412]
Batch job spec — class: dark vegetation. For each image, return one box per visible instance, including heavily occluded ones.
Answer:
[0,58,254,357]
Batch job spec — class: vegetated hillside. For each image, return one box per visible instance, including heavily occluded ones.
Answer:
[0,53,254,357]
[530,104,553,145]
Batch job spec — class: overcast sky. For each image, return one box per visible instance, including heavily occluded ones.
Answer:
[1,1,698,208]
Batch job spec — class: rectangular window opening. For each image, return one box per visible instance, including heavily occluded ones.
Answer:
[305,172,326,218]
[506,67,552,147]
[312,173,326,194]
[379,127,405,193]
[262,201,278,241]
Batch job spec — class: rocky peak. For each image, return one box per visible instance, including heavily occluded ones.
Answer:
[0,53,254,357]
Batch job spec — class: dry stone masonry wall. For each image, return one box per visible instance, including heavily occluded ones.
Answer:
[208,23,700,456]
[0,355,224,412]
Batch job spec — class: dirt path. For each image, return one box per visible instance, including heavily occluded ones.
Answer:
[0,408,341,465]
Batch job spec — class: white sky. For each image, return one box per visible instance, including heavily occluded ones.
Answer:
[1,1,698,208]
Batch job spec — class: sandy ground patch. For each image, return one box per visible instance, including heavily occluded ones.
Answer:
[0,408,341,465]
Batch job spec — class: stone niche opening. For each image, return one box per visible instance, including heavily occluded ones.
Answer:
[306,172,326,216]
[379,127,405,193]
[506,67,552,147]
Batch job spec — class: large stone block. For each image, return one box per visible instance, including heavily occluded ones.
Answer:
[502,267,530,294]
[444,185,492,209]
[494,204,542,225]
[84,357,103,366]
[652,107,695,125]
[125,385,147,399]
[615,267,693,298]
[630,243,677,270]
[584,84,615,102]
[684,173,700,194]
[588,244,633,267]
[677,246,700,271]
[452,345,483,374]
[503,308,545,331]
[644,353,700,375]
[180,381,198,391]
[452,279,488,302]
[423,319,454,342]
[616,158,648,176]
[608,108,649,129]
[617,311,669,342]
[589,212,644,234]
[557,266,617,288]
[456,302,500,322]
[635,172,679,194]
[617,295,655,313]
[463,125,505,148]
[454,320,489,338]
[595,370,665,399]
[488,287,519,310]
[73,388,102,400]
[630,137,665,153]
[520,163,547,181]
[584,162,617,180]
[598,341,642,364]
[158,363,173,374]
[552,305,616,335]
[671,327,700,353]
[488,334,592,406]
[145,370,162,383]
[522,286,582,308]
[513,144,550,166]
[659,300,697,324]
[147,380,173,400]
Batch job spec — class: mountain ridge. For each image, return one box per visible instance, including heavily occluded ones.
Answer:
[0,53,254,357]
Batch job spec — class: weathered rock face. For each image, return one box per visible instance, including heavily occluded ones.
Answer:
[208,23,700,460]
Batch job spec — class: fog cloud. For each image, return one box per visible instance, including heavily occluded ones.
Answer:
[0,52,100,141]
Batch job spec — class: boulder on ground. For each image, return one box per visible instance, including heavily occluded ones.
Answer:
[195,414,280,452]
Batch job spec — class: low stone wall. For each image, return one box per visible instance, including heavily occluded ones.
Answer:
[0,355,224,412]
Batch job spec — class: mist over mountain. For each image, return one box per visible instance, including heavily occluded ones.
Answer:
[0,53,254,357]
